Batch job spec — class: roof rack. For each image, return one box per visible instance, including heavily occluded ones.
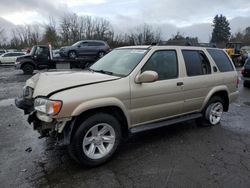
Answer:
[151,40,216,48]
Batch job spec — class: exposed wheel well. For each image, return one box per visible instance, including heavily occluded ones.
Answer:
[70,106,129,143]
[209,91,229,112]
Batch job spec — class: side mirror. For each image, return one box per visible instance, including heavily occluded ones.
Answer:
[78,45,81,48]
[135,71,158,83]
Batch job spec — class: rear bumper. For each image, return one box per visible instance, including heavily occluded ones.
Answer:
[229,91,239,103]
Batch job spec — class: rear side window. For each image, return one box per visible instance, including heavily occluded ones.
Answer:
[182,50,211,76]
[8,53,16,56]
[89,42,105,46]
[207,49,234,72]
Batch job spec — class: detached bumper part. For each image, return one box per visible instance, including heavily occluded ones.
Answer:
[15,98,34,114]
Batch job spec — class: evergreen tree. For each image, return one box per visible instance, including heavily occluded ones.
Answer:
[211,14,231,43]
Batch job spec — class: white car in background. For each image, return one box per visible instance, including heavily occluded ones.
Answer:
[0,52,25,64]
[0,49,7,55]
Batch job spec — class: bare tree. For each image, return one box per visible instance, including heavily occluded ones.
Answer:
[10,25,42,48]
[0,27,7,47]
[60,14,71,45]
[128,24,162,45]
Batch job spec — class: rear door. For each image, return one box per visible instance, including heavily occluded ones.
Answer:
[87,42,100,56]
[181,49,214,113]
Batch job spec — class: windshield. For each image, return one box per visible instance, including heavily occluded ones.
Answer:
[72,41,82,46]
[30,46,36,55]
[90,48,148,77]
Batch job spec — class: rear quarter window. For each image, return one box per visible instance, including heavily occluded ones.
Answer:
[207,49,234,72]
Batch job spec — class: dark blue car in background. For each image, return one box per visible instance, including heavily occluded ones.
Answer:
[59,40,110,59]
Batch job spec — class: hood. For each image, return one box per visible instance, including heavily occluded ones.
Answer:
[16,54,31,61]
[60,46,71,50]
[28,70,119,97]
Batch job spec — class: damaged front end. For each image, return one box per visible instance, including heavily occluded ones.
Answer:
[15,77,73,144]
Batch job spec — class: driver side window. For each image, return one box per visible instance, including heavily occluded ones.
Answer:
[142,50,178,80]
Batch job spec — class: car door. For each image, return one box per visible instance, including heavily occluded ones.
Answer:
[9,53,18,63]
[181,50,215,113]
[34,46,50,68]
[2,53,11,63]
[87,42,97,56]
[130,50,184,126]
[78,42,89,56]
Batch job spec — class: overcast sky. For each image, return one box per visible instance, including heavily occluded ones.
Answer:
[0,0,250,42]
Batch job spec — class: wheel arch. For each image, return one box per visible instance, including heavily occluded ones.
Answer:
[68,50,78,57]
[64,99,130,145]
[202,86,230,112]
[20,61,36,69]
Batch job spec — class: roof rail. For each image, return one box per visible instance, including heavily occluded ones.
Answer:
[151,41,216,48]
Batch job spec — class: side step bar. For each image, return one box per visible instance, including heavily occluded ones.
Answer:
[129,113,202,134]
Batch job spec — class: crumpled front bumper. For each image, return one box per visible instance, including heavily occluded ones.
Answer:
[15,97,34,115]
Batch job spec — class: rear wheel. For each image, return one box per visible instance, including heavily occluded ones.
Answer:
[98,51,105,58]
[197,96,224,126]
[22,64,34,75]
[68,113,122,166]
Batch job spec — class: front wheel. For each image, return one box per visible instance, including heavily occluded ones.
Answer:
[68,51,77,59]
[68,113,122,166]
[22,64,34,75]
[197,96,224,126]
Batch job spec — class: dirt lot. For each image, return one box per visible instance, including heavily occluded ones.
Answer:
[0,67,250,188]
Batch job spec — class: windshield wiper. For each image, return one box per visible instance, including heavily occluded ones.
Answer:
[92,69,114,75]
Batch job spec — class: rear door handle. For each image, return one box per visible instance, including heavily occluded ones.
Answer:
[177,82,184,86]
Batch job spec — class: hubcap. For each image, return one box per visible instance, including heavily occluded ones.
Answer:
[208,102,223,125]
[82,123,115,160]
[69,52,76,58]
[99,52,104,58]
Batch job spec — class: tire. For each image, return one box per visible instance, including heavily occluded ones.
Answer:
[97,51,105,58]
[243,81,249,88]
[68,51,77,59]
[68,113,122,167]
[22,64,34,75]
[197,96,224,126]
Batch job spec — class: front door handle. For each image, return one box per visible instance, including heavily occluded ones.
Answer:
[177,82,184,86]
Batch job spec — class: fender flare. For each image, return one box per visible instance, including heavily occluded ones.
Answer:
[71,97,130,126]
[201,85,229,111]
[20,60,36,69]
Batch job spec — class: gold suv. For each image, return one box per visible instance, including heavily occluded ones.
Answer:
[16,45,239,166]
